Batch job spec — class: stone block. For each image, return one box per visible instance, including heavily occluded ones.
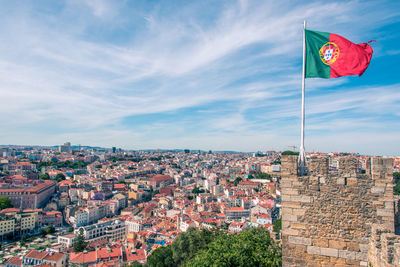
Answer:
[291,222,307,229]
[281,228,299,236]
[359,244,368,252]
[288,236,312,246]
[291,195,313,203]
[292,208,306,216]
[377,208,394,217]
[282,188,299,195]
[329,240,346,250]
[336,178,346,185]
[355,252,368,261]
[338,250,356,260]
[313,238,329,247]
[359,261,368,267]
[282,214,298,222]
[307,245,321,255]
[320,247,339,257]
[371,186,385,194]
[283,201,301,208]
[347,178,358,185]
[346,242,359,251]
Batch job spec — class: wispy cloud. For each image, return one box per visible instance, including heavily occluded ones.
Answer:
[0,0,398,154]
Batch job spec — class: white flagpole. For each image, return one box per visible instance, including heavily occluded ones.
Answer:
[298,20,307,175]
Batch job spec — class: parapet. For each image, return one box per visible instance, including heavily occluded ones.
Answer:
[281,155,395,267]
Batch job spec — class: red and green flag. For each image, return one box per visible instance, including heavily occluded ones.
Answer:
[305,29,373,79]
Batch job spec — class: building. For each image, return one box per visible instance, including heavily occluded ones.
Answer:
[0,180,56,209]
[0,209,37,237]
[225,207,250,221]
[59,142,71,153]
[149,175,174,188]
[76,218,127,243]
[57,233,75,248]
[125,219,143,233]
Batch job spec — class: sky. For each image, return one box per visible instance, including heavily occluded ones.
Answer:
[0,0,399,155]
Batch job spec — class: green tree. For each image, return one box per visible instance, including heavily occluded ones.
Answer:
[39,228,47,238]
[394,172,400,195]
[46,225,56,234]
[146,246,174,267]
[20,233,27,247]
[185,228,281,267]
[191,186,205,194]
[73,228,87,252]
[281,150,299,156]
[128,262,143,267]
[233,177,242,186]
[40,173,50,180]
[0,196,13,210]
[273,217,282,237]
[56,173,66,182]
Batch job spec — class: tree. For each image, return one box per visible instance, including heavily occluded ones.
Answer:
[73,228,87,252]
[20,233,27,247]
[40,173,50,180]
[394,172,400,195]
[0,196,13,210]
[39,228,47,238]
[192,187,205,194]
[273,217,282,237]
[233,177,242,186]
[46,225,56,234]
[146,246,174,267]
[68,226,74,232]
[281,150,299,156]
[185,228,281,267]
[56,173,66,182]
[128,262,143,267]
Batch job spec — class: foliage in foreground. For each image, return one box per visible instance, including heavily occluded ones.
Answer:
[145,227,281,267]
[0,196,13,210]
[394,172,400,195]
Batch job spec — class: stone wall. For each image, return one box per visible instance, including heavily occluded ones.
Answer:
[281,156,395,267]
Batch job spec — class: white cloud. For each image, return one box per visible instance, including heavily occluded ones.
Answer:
[0,0,398,153]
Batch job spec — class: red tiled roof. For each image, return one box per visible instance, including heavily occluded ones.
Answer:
[125,248,146,262]
[227,207,245,212]
[150,175,172,182]
[6,256,22,266]
[25,250,49,260]
[0,208,20,214]
[97,247,122,259]
[69,251,97,264]
[43,252,65,262]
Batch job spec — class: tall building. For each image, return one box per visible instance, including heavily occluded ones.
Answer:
[59,142,71,153]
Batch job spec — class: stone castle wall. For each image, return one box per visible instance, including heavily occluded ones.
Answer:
[281,155,396,267]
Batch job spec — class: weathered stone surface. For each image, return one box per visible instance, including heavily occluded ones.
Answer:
[281,155,400,267]
[288,236,312,246]
[307,245,321,255]
[338,250,356,260]
[329,240,346,250]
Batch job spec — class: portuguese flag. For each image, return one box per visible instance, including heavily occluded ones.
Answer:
[305,29,373,78]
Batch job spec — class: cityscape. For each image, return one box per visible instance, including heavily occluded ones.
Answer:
[0,144,399,266]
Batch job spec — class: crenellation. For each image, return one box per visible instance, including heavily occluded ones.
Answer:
[282,155,400,267]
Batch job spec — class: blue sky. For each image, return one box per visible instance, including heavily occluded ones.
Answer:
[0,0,399,155]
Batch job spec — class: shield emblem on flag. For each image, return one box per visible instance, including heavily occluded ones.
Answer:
[319,42,340,65]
